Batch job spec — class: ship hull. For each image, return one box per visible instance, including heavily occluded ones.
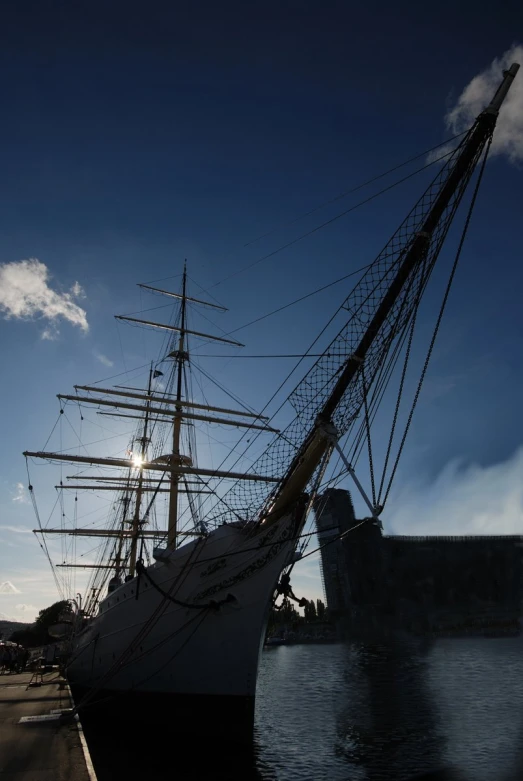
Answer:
[67,509,301,725]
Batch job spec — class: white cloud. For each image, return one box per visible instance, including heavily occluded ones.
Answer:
[11,483,29,504]
[0,581,21,594]
[434,44,523,165]
[386,446,523,536]
[0,258,88,337]
[41,327,59,341]
[93,349,114,367]
[0,525,32,534]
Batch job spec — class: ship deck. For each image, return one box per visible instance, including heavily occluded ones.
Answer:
[0,669,95,780]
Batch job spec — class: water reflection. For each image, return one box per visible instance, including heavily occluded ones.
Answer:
[256,640,451,780]
[335,639,452,780]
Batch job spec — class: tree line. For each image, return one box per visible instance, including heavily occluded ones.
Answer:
[9,601,68,647]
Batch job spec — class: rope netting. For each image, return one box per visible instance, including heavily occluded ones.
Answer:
[214,124,489,524]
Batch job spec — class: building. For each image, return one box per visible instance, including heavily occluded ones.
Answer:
[314,488,523,637]
[313,488,358,616]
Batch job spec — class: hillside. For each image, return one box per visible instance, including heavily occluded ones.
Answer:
[0,619,31,641]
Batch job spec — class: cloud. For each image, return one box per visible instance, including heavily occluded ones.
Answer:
[0,581,21,594]
[11,483,29,504]
[386,446,523,536]
[41,327,59,341]
[93,349,114,367]
[0,258,88,337]
[433,44,523,165]
[0,525,32,534]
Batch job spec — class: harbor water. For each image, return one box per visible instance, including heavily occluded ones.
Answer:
[83,637,523,780]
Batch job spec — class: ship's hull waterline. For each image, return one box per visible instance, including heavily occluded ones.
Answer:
[67,508,301,726]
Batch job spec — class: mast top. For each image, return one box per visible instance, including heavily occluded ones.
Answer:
[485,63,519,115]
[138,263,227,312]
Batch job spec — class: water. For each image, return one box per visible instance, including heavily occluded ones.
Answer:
[84,637,523,780]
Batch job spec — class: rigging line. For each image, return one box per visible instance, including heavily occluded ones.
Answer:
[346,265,425,474]
[217,254,408,486]
[40,413,63,453]
[196,288,352,516]
[77,539,112,560]
[44,491,62,530]
[192,422,263,464]
[25,460,64,598]
[121,611,210,695]
[243,132,468,248]
[180,146,454,516]
[196,260,383,515]
[141,472,167,521]
[138,136,465,297]
[298,518,371,563]
[125,609,208,669]
[361,365,376,509]
[346,180,475,494]
[192,353,327,358]
[88,362,152,386]
[377,279,422,503]
[381,134,494,511]
[140,272,183,285]
[198,255,373,499]
[347,267,425,467]
[188,301,233,340]
[46,427,138,454]
[61,410,136,461]
[192,362,260,417]
[205,147,459,291]
[187,273,227,310]
[350,337,409,474]
[147,522,343,559]
[348,137,486,480]
[118,301,182,317]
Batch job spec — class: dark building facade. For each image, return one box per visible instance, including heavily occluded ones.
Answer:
[314,488,523,638]
[313,489,356,615]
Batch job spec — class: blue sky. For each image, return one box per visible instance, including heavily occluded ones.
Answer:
[1,2,522,621]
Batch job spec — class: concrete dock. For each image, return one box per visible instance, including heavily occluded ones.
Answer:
[0,671,95,781]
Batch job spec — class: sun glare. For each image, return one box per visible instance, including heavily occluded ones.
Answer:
[132,454,143,468]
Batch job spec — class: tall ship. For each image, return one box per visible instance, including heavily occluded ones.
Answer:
[23,63,519,727]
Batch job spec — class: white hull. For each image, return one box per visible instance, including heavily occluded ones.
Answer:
[67,510,299,702]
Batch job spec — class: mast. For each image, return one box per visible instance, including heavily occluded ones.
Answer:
[128,364,153,577]
[265,63,519,521]
[168,263,187,549]
[115,496,131,579]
